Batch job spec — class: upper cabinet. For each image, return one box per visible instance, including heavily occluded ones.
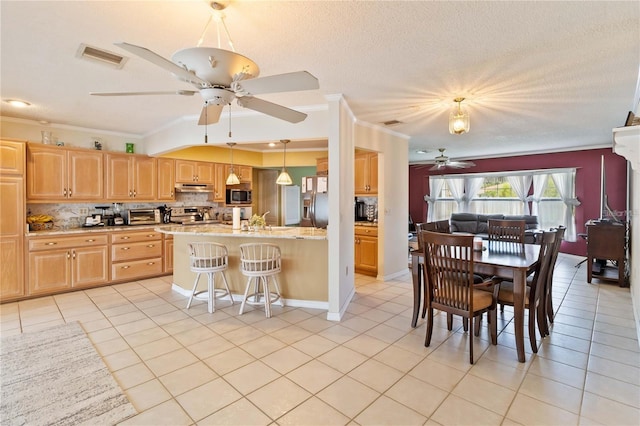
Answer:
[157,158,175,201]
[27,144,103,201]
[105,153,157,201]
[1,140,25,175]
[175,160,214,184]
[213,163,226,203]
[354,152,378,195]
[316,157,328,176]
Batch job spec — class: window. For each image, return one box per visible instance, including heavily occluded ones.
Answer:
[469,177,522,216]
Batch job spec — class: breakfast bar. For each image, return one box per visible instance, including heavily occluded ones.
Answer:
[157,225,329,307]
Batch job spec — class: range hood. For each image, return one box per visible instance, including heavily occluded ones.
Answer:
[174,183,215,193]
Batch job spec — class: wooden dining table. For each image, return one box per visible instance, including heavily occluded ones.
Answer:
[410,241,541,363]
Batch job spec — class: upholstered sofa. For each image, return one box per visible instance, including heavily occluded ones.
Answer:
[449,213,540,243]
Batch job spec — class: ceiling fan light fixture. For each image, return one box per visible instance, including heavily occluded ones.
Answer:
[276,139,292,185]
[449,97,470,135]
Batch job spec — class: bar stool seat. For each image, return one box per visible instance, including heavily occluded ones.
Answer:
[186,242,233,313]
[238,243,283,318]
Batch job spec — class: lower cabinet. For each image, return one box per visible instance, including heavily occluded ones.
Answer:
[111,230,163,281]
[355,226,378,276]
[28,234,109,296]
[164,235,173,273]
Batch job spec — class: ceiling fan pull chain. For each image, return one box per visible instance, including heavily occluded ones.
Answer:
[228,103,232,138]
[204,101,208,143]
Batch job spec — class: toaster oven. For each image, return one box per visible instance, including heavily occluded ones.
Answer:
[126,208,161,225]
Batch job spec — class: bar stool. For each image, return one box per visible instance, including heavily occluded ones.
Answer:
[186,242,233,313]
[238,243,283,318]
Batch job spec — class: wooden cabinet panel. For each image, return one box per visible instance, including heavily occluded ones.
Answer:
[29,249,72,295]
[354,152,378,195]
[105,153,157,201]
[111,240,162,262]
[0,141,25,302]
[225,164,252,184]
[316,157,328,176]
[112,258,163,281]
[27,144,103,201]
[27,233,110,296]
[111,231,161,244]
[67,150,103,200]
[175,160,213,184]
[164,236,173,273]
[355,226,378,276]
[157,158,175,200]
[213,163,226,202]
[0,140,25,174]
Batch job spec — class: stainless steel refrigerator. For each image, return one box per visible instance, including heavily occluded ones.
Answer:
[300,175,328,228]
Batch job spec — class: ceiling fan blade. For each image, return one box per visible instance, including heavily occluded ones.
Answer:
[448,161,476,169]
[90,90,197,96]
[197,104,223,125]
[115,42,209,86]
[429,163,445,171]
[235,71,319,96]
[236,97,307,123]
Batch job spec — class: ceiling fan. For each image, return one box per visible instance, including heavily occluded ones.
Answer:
[90,42,319,125]
[428,148,476,171]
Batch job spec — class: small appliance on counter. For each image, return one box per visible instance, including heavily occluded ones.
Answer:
[169,206,220,225]
[226,189,252,205]
[126,208,161,226]
[355,199,367,222]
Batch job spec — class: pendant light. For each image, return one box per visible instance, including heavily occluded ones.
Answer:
[226,142,240,185]
[276,139,293,185]
[449,97,470,135]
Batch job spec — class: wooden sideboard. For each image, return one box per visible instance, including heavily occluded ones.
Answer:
[586,222,627,287]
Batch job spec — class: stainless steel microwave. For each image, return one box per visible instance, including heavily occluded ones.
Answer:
[126,208,161,225]
[226,189,252,204]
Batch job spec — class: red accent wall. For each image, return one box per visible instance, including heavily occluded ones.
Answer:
[409,149,628,255]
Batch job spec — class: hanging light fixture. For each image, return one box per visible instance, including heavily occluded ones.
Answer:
[276,139,293,185]
[226,142,240,185]
[449,97,470,135]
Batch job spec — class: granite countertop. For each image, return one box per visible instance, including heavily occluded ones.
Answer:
[157,224,328,240]
[26,224,172,237]
[355,221,377,227]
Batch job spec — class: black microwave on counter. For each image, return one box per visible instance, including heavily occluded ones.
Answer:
[226,189,252,204]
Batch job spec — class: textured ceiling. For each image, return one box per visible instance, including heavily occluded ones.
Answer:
[1,1,638,163]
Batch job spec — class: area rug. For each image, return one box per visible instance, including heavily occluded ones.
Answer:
[0,321,137,425]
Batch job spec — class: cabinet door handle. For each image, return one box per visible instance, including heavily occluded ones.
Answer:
[129,190,133,197]
[121,265,130,269]
[147,234,155,238]
[63,188,67,196]
[147,262,155,265]
[121,236,130,240]
[67,251,71,259]
[133,190,137,197]
[68,189,72,197]
[72,251,76,259]
[147,244,155,248]
[86,239,95,242]
[45,242,57,246]
[121,247,130,250]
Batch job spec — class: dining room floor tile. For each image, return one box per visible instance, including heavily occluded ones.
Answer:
[1,253,638,425]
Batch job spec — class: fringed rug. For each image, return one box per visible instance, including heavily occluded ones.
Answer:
[1,321,137,425]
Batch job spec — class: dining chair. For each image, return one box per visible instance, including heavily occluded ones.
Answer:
[434,219,451,233]
[419,230,502,364]
[496,230,556,353]
[543,225,566,335]
[488,219,526,245]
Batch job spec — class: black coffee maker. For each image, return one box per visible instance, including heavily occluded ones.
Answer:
[158,205,172,224]
[355,200,367,222]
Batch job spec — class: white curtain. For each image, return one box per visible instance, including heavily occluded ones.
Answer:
[446,178,465,212]
[551,170,580,242]
[464,177,485,212]
[530,174,549,216]
[507,175,533,215]
[424,177,445,222]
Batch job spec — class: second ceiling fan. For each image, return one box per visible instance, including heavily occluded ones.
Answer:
[91,41,319,125]
[429,148,476,171]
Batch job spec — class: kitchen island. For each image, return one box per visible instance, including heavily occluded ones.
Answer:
[157,225,329,308]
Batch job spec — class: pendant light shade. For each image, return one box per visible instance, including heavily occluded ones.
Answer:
[276,139,292,185]
[449,97,470,135]
[226,142,240,185]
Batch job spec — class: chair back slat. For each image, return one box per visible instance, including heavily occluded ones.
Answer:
[488,219,526,245]
[530,230,557,302]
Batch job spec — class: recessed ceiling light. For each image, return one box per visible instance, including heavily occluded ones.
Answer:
[416,149,430,154]
[268,142,277,147]
[5,99,31,108]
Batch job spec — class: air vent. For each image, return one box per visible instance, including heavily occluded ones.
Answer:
[76,44,127,69]
[382,119,403,126]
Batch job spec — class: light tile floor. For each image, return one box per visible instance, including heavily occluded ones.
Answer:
[1,253,638,425]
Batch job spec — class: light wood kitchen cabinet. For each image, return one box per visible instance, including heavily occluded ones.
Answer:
[212,163,226,202]
[157,157,175,200]
[105,152,157,201]
[27,234,109,296]
[175,160,214,184]
[354,152,378,195]
[316,157,328,175]
[0,140,26,301]
[164,234,174,273]
[111,230,163,281]
[225,164,252,184]
[354,225,378,276]
[27,144,104,201]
